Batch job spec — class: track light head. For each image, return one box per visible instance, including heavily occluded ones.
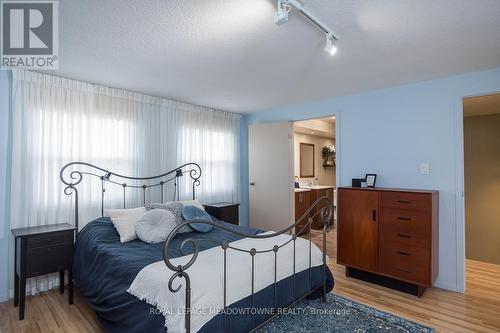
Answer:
[274,0,340,57]
[274,0,290,26]
[324,33,337,56]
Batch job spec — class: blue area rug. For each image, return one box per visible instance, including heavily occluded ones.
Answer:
[256,293,434,332]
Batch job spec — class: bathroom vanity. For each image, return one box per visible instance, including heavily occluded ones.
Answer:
[294,186,335,234]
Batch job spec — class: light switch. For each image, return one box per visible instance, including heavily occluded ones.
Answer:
[420,163,430,175]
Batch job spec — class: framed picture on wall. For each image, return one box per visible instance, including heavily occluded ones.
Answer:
[365,174,377,188]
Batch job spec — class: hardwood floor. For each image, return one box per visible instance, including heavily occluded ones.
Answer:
[0,288,101,333]
[1,230,499,332]
[311,229,500,333]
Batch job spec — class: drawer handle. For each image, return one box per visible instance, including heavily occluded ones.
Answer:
[397,234,411,238]
[397,200,411,204]
[397,268,411,273]
[397,217,412,221]
[397,251,410,256]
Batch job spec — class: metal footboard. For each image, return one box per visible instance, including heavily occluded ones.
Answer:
[59,161,333,332]
[163,197,333,333]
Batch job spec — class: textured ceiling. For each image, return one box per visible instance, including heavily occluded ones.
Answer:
[294,118,335,138]
[49,0,500,113]
[464,93,500,117]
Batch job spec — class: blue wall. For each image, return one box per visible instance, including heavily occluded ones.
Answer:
[241,67,500,292]
[1,67,500,299]
[0,70,12,302]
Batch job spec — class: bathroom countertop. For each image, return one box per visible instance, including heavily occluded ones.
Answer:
[294,186,335,192]
[294,188,311,193]
[301,185,335,190]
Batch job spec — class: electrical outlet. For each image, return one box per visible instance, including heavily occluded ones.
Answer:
[420,163,430,175]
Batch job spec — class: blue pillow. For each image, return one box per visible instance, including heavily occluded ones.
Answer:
[181,205,213,233]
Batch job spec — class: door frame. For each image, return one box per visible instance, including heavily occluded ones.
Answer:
[291,112,341,188]
[455,90,500,293]
[291,113,340,222]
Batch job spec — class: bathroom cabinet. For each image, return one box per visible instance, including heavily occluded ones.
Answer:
[294,190,310,234]
[294,186,334,233]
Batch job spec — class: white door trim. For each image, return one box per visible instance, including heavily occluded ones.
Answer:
[454,96,466,293]
[290,113,340,187]
[456,90,500,293]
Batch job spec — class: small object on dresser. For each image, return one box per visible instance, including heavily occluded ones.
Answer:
[203,202,240,225]
[352,178,364,187]
[365,174,377,188]
[11,223,77,320]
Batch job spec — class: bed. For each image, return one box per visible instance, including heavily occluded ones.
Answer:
[60,162,334,333]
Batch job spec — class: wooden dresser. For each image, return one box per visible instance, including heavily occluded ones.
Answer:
[337,187,438,296]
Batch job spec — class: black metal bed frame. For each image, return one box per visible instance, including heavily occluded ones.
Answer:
[59,162,333,333]
[60,161,201,231]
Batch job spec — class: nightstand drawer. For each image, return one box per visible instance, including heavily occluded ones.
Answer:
[27,232,73,249]
[26,244,73,277]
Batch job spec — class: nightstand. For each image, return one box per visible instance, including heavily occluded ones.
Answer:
[11,223,77,320]
[204,202,240,225]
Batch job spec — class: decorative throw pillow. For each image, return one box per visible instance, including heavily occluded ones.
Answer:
[182,205,213,233]
[176,199,205,211]
[107,207,147,242]
[147,202,192,233]
[135,209,177,243]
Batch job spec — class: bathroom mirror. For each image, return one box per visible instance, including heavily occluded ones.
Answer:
[300,143,315,178]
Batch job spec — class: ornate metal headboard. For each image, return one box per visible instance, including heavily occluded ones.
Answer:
[59,162,201,231]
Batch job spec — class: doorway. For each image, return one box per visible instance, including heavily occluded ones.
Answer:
[463,93,500,286]
[292,117,336,234]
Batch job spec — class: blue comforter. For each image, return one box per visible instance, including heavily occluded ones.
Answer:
[74,217,334,333]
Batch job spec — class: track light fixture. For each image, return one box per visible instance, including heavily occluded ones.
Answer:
[273,0,339,56]
[273,0,291,25]
[324,33,337,56]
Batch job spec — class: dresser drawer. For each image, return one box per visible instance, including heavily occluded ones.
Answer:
[26,244,73,277]
[27,231,73,249]
[380,209,430,248]
[380,192,431,212]
[379,243,430,285]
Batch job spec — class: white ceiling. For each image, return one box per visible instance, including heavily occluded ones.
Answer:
[294,118,335,138]
[50,0,500,113]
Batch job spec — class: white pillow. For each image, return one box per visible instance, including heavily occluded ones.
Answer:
[135,209,177,244]
[164,199,205,210]
[146,202,191,233]
[107,207,147,243]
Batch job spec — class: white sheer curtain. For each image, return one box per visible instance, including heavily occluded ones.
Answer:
[10,70,240,295]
